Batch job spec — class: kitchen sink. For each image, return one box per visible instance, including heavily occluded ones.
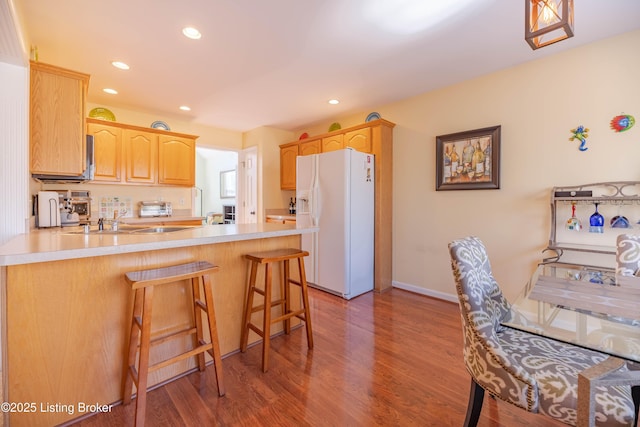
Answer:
[63,225,198,235]
[132,226,194,234]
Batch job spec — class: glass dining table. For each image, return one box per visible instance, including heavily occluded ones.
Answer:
[502,262,640,427]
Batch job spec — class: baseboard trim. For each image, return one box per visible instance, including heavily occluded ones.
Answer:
[391,280,458,304]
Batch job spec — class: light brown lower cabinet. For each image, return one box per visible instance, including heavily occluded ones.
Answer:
[5,234,300,427]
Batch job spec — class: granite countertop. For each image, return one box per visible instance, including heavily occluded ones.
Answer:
[0,223,318,266]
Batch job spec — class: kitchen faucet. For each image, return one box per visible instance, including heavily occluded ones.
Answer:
[111,209,127,231]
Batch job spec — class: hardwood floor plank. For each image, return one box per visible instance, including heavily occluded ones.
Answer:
[71,288,565,427]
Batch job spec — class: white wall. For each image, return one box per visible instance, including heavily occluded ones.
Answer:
[0,61,28,244]
[296,30,640,302]
[195,147,238,215]
[243,126,295,218]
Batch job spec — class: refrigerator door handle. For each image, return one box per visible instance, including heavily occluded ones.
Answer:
[311,155,320,226]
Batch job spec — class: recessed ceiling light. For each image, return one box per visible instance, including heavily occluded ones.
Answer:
[328,99,340,105]
[182,27,202,40]
[103,88,118,95]
[111,61,130,70]
[179,105,191,111]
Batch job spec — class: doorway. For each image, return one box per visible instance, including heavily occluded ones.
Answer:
[195,147,238,221]
[238,146,258,224]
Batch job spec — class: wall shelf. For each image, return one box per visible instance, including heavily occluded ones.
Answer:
[546,181,640,263]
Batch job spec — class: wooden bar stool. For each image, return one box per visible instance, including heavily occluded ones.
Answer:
[122,260,225,427]
[240,248,313,372]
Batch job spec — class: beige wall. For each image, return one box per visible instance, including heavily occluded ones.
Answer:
[295,30,640,301]
[23,29,640,302]
[243,126,295,220]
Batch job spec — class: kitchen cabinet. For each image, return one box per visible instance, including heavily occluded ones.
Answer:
[278,118,395,292]
[266,216,296,224]
[2,231,301,426]
[299,139,320,156]
[88,121,121,182]
[158,135,195,186]
[280,144,298,190]
[279,139,320,190]
[87,119,197,186]
[345,127,371,152]
[30,61,90,176]
[321,134,344,152]
[124,128,157,184]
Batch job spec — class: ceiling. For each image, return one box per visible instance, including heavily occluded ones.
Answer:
[10,0,640,132]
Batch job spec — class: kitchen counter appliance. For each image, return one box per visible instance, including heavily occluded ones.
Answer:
[36,190,91,228]
[139,201,172,217]
[54,190,91,226]
[36,191,61,228]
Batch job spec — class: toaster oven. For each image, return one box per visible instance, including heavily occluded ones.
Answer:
[139,201,172,217]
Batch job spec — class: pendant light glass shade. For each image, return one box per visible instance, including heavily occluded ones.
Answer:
[525,0,574,50]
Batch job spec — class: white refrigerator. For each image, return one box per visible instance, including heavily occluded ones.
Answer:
[296,149,375,300]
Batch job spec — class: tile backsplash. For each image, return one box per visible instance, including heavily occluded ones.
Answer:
[99,196,134,219]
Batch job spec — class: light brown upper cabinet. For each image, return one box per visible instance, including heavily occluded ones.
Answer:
[344,127,371,152]
[87,119,197,186]
[279,120,389,191]
[30,61,90,176]
[299,139,321,156]
[321,134,344,152]
[124,129,157,184]
[88,121,121,182]
[158,135,195,186]
[280,144,299,190]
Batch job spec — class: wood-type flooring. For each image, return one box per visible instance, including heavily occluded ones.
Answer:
[70,288,564,426]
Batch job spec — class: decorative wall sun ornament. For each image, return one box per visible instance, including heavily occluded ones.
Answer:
[610,114,635,133]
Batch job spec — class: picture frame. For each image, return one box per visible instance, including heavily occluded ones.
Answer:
[220,169,236,198]
[435,125,501,191]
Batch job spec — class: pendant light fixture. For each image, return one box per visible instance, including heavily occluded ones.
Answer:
[525,0,574,50]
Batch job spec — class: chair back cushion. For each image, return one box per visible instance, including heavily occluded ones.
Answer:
[616,234,640,277]
[448,236,538,410]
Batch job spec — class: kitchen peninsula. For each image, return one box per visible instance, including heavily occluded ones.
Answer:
[0,223,316,426]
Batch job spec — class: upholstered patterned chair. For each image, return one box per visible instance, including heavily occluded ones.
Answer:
[616,234,640,277]
[448,236,635,427]
[589,233,640,348]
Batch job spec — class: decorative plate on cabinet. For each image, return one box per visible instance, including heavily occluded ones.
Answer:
[89,107,116,121]
[328,122,341,132]
[151,120,170,130]
[366,112,381,122]
[299,132,309,140]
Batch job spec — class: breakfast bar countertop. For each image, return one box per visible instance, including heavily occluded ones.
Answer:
[0,223,318,266]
